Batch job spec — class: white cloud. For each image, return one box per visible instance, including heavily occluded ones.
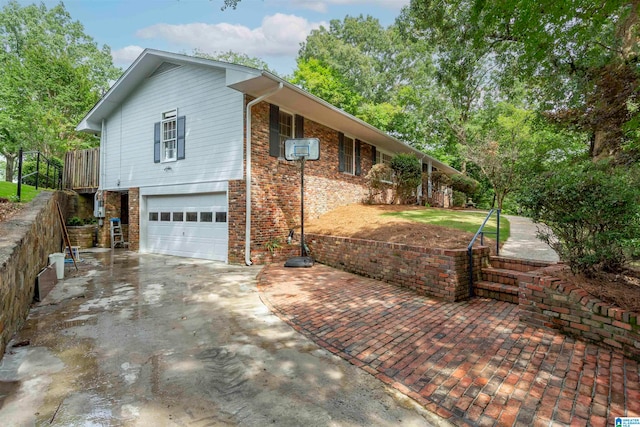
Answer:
[112,45,145,67]
[270,0,411,12]
[135,14,326,57]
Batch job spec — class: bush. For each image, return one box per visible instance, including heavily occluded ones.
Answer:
[519,160,640,275]
[364,163,393,204]
[429,170,452,189]
[450,174,479,196]
[389,153,421,204]
[452,191,466,207]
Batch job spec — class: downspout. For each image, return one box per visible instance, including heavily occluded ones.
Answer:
[245,82,283,265]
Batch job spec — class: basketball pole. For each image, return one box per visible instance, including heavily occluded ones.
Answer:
[300,156,306,257]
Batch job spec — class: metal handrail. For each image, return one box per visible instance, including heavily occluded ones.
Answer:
[467,208,501,297]
[16,147,63,201]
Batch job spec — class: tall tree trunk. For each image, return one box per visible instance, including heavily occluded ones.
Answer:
[4,153,15,182]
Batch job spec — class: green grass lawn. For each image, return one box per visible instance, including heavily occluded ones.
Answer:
[384,208,510,243]
[0,181,42,203]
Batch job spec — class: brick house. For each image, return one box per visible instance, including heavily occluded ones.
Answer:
[76,49,458,264]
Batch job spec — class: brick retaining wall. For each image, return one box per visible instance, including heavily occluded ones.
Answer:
[519,266,640,361]
[0,191,69,360]
[307,233,490,302]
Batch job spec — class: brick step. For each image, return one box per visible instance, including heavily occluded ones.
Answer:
[481,267,521,286]
[489,256,554,273]
[474,280,519,304]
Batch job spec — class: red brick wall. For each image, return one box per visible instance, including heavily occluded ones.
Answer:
[306,233,491,302]
[97,191,121,247]
[128,187,139,251]
[519,266,640,361]
[228,99,383,265]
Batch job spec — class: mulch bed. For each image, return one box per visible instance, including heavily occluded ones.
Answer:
[0,198,22,223]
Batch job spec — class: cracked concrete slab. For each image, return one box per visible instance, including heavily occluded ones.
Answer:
[0,250,448,426]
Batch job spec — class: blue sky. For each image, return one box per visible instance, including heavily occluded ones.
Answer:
[9,0,410,75]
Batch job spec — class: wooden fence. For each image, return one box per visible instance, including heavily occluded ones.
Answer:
[63,148,99,193]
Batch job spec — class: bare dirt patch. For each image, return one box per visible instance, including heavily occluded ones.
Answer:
[305,204,488,249]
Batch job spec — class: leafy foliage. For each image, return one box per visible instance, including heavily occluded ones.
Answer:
[193,49,278,75]
[364,163,392,204]
[0,1,120,181]
[450,175,478,198]
[452,191,466,208]
[519,161,640,274]
[389,153,421,204]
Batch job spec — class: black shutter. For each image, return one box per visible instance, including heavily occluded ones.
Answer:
[177,116,186,160]
[355,139,361,176]
[372,145,377,165]
[154,122,161,163]
[295,114,304,138]
[338,132,345,172]
[269,104,280,157]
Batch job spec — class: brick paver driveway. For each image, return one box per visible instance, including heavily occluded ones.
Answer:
[258,264,640,427]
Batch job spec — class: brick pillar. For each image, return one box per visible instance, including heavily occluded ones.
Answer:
[97,191,121,248]
[128,188,140,251]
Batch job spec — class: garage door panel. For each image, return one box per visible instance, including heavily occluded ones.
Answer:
[144,192,228,261]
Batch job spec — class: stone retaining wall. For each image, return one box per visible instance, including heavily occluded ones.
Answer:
[0,191,69,359]
[307,233,490,302]
[519,266,640,361]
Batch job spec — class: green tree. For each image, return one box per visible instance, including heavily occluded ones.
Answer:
[192,49,278,75]
[292,58,363,115]
[0,1,120,181]
[408,0,640,163]
[519,160,640,274]
[389,153,421,204]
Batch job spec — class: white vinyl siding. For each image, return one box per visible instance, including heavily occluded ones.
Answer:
[101,64,244,190]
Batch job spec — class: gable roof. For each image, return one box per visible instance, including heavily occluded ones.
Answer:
[77,49,459,175]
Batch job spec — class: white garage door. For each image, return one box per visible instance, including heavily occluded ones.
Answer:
[145,193,228,261]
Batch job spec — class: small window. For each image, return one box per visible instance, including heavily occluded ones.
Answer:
[162,109,177,162]
[200,212,213,222]
[160,212,171,221]
[149,212,158,221]
[173,212,183,221]
[343,136,354,174]
[186,212,198,222]
[216,212,227,223]
[376,150,394,182]
[279,111,293,158]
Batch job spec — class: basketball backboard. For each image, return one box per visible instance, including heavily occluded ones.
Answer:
[284,138,320,161]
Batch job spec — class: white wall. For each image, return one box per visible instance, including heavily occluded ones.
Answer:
[101,63,244,190]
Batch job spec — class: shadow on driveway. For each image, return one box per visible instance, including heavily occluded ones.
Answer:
[0,250,445,426]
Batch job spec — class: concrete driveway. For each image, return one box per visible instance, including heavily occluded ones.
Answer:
[0,250,446,426]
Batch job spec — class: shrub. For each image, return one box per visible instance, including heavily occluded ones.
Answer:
[364,163,392,204]
[452,191,466,207]
[429,170,452,189]
[450,174,479,196]
[519,160,640,275]
[67,216,84,226]
[389,153,421,204]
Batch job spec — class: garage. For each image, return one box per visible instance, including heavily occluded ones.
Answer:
[144,192,228,261]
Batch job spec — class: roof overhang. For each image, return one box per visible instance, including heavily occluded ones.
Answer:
[77,49,459,175]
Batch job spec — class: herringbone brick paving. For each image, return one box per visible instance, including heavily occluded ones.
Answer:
[258,264,640,427]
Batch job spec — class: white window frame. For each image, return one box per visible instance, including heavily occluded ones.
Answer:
[161,109,178,163]
[343,135,355,175]
[278,110,294,158]
[376,150,393,183]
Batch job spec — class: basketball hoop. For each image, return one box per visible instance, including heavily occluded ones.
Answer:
[283,138,320,268]
[284,138,320,161]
